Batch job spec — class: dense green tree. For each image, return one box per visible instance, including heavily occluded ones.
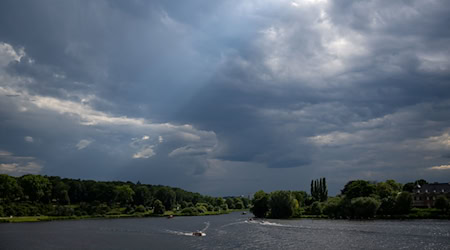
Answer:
[414,179,428,186]
[134,185,151,206]
[180,201,189,209]
[191,193,201,204]
[351,197,380,218]
[115,185,135,205]
[0,174,23,202]
[376,182,395,199]
[155,187,176,210]
[95,203,110,215]
[250,190,269,218]
[67,180,86,203]
[214,197,225,207]
[225,197,235,209]
[220,203,228,211]
[304,196,315,206]
[435,195,449,213]
[337,198,353,218]
[52,181,70,205]
[269,190,295,219]
[291,191,307,207]
[20,175,52,202]
[341,180,375,199]
[323,197,342,218]
[310,201,323,215]
[241,197,250,208]
[402,182,415,192]
[232,197,245,209]
[378,196,396,215]
[180,207,199,216]
[395,192,412,214]
[385,180,402,193]
[87,182,115,203]
[0,174,223,217]
[153,199,165,214]
[195,203,208,213]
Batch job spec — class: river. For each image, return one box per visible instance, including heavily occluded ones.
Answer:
[0,212,449,249]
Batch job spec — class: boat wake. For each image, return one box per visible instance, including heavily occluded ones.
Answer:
[246,219,291,227]
[166,230,198,237]
[165,222,209,237]
[220,220,247,228]
[201,222,210,232]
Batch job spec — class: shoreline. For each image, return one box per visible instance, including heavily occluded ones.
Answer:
[3,210,449,223]
[0,209,248,223]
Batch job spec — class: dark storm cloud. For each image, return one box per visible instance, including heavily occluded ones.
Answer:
[1,0,450,195]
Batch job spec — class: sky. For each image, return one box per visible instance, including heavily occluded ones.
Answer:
[0,0,450,196]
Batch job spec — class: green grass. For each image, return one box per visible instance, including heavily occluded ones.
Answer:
[0,215,90,223]
[0,209,248,223]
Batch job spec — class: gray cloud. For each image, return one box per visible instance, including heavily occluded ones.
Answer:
[1,0,450,195]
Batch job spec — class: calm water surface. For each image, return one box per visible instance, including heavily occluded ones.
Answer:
[0,212,449,249]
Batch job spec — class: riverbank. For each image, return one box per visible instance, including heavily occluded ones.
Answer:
[293,208,450,220]
[0,209,248,223]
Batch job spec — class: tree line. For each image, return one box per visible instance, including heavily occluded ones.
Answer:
[0,174,250,217]
[251,178,450,219]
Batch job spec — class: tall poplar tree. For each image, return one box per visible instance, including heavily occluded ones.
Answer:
[310,177,328,202]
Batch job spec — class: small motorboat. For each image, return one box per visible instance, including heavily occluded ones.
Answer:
[242,212,247,215]
[192,231,206,237]
[167,215,174,219]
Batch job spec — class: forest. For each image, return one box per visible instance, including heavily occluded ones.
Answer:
[251,178,450,219]
[0,174,249,220]
[1,174,449,221]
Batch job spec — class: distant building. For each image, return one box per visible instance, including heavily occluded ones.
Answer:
[412,183,450,208]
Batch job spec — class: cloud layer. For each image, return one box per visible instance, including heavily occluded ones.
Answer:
[1,0,449,195]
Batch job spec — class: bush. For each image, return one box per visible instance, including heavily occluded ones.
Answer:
[251,190,269,218]
[311,201,323,215]
[180,207,199,216]
[351,197,380,218]
[106,208,122,215]
[395,192,412,214]
[153,199,165,214]
[234,202,244,209]
[323,197,342,218]
[195,202,213,212]
[135,205,146,213]
[50,205,75,216]
[435,196,449,213]
[77,202,91,215]
[95,203,111,215]
[220,203,228,211]
[2,203,42,216]
[292,207,303,218]
[269,191,295,219]
[196,205,207,213]
[125,205,135,214]
[378,196,396,215]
